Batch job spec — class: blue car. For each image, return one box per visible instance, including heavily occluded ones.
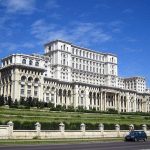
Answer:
[125,130,147,142]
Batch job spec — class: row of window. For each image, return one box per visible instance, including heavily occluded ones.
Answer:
[22,59,39,66]
[72,63,105,73]
[72,48,105,61]
[20,85,38,97]
[72,57,105,66]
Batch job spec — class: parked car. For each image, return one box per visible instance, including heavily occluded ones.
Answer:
[125,130,147,142]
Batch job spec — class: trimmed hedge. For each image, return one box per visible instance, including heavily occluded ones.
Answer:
[0,121,146,130]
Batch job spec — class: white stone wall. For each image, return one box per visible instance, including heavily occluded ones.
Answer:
[0,122,149,139]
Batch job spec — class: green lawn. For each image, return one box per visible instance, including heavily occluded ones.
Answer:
[0,107,150,126]
[0,138,123,145]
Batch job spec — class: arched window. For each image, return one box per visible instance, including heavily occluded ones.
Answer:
[21,76,26,82]
[29,60,33,65]
[89,92,92,98]
[28,77,33,83]
[59,89,62,96]
[22,59,26,64]
[35,61,39,66]
[34,78,39,84]
[51,87,55,91]
[68,90,71,97]
[47,86,50,90]
[63,89,67,96]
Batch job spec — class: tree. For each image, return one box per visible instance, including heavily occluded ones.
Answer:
[48,102,55,110]
[76,106,85,112]
[13,99,19,108]
[26,97,32,107]
[20,97,25,105]
[66,105,75,112]
[8,96,13,106]
[37,101,45,109]
[32,98,38,107]
[4,96,8,105]
[0,95,4,106]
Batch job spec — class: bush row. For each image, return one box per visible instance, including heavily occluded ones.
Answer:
[0,121,148,130]
[1,95,150,116]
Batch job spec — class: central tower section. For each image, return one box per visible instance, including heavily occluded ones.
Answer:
[44,40,72,82]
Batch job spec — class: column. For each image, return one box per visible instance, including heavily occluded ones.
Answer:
[122,97,125,112]
[35,122,41,137]
[53,90,56,107]
[80,123,86,132]
[85,87,90,110]
[100,92,103,111]
[4,82,6,97]
[104,92,107,111]
[99,123,104,136]
[133,94,137,112]
[66,91,69,108]
[114,94,117,110]
[142,124,147,132]
[61,93,65,106]
[24,83,27,98]
[118,93,121,113]
[115,124,120,137]
[7,83,10,96]
[31,85,34,98]
[126,93,129,112]
[129,124,134,131]
[73,84,79,108]
[59,122,65,133]
[95,94,98,110]
[7,121,14,139]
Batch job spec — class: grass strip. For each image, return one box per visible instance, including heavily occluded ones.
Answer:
[0,138,123,145]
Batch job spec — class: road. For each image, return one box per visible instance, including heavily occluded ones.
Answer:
[0,141,150,150]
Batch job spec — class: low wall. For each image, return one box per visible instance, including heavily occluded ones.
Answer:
[0,121,149,139]
[0,125,9,139]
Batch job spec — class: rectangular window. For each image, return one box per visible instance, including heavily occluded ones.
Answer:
[51,94,54,102]
[28,85,31,89]
[34,91,38,96]
[72,63,74,68]
[21,89,24,95]
[27,90,31,96]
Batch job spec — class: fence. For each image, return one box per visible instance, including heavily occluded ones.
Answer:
[0,121,149,139]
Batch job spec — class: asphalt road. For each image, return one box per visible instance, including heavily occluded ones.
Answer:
[0,141,150,150]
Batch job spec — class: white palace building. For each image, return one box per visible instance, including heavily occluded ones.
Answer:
[0,39,150,112]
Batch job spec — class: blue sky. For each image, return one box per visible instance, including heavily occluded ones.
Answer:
[0,0,150,86]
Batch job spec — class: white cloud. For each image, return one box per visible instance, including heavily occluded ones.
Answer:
[122,8,133,14]
[108,21,124,33]
[1,0,36,14]
[31,20,112,47]
[45,0,60,9]
[0,42,36,53]
[122,47,142,53]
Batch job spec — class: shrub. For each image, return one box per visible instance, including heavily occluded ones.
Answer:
[13,121,35,130]
[76,106,85,112]
[41,122,59,130]
[48,102,55,109]
[66,106,75,112]
[0,95,5,106]
[103,123,115,130]
[107,108,118,114]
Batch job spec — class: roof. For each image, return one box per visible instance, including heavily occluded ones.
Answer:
[44,39,117,57]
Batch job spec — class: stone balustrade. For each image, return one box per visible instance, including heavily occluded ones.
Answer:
[0,121,149,139]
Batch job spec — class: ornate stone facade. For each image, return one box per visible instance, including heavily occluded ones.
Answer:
[0,39,150,112]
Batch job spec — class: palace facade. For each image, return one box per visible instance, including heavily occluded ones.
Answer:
[0,39,150,112]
